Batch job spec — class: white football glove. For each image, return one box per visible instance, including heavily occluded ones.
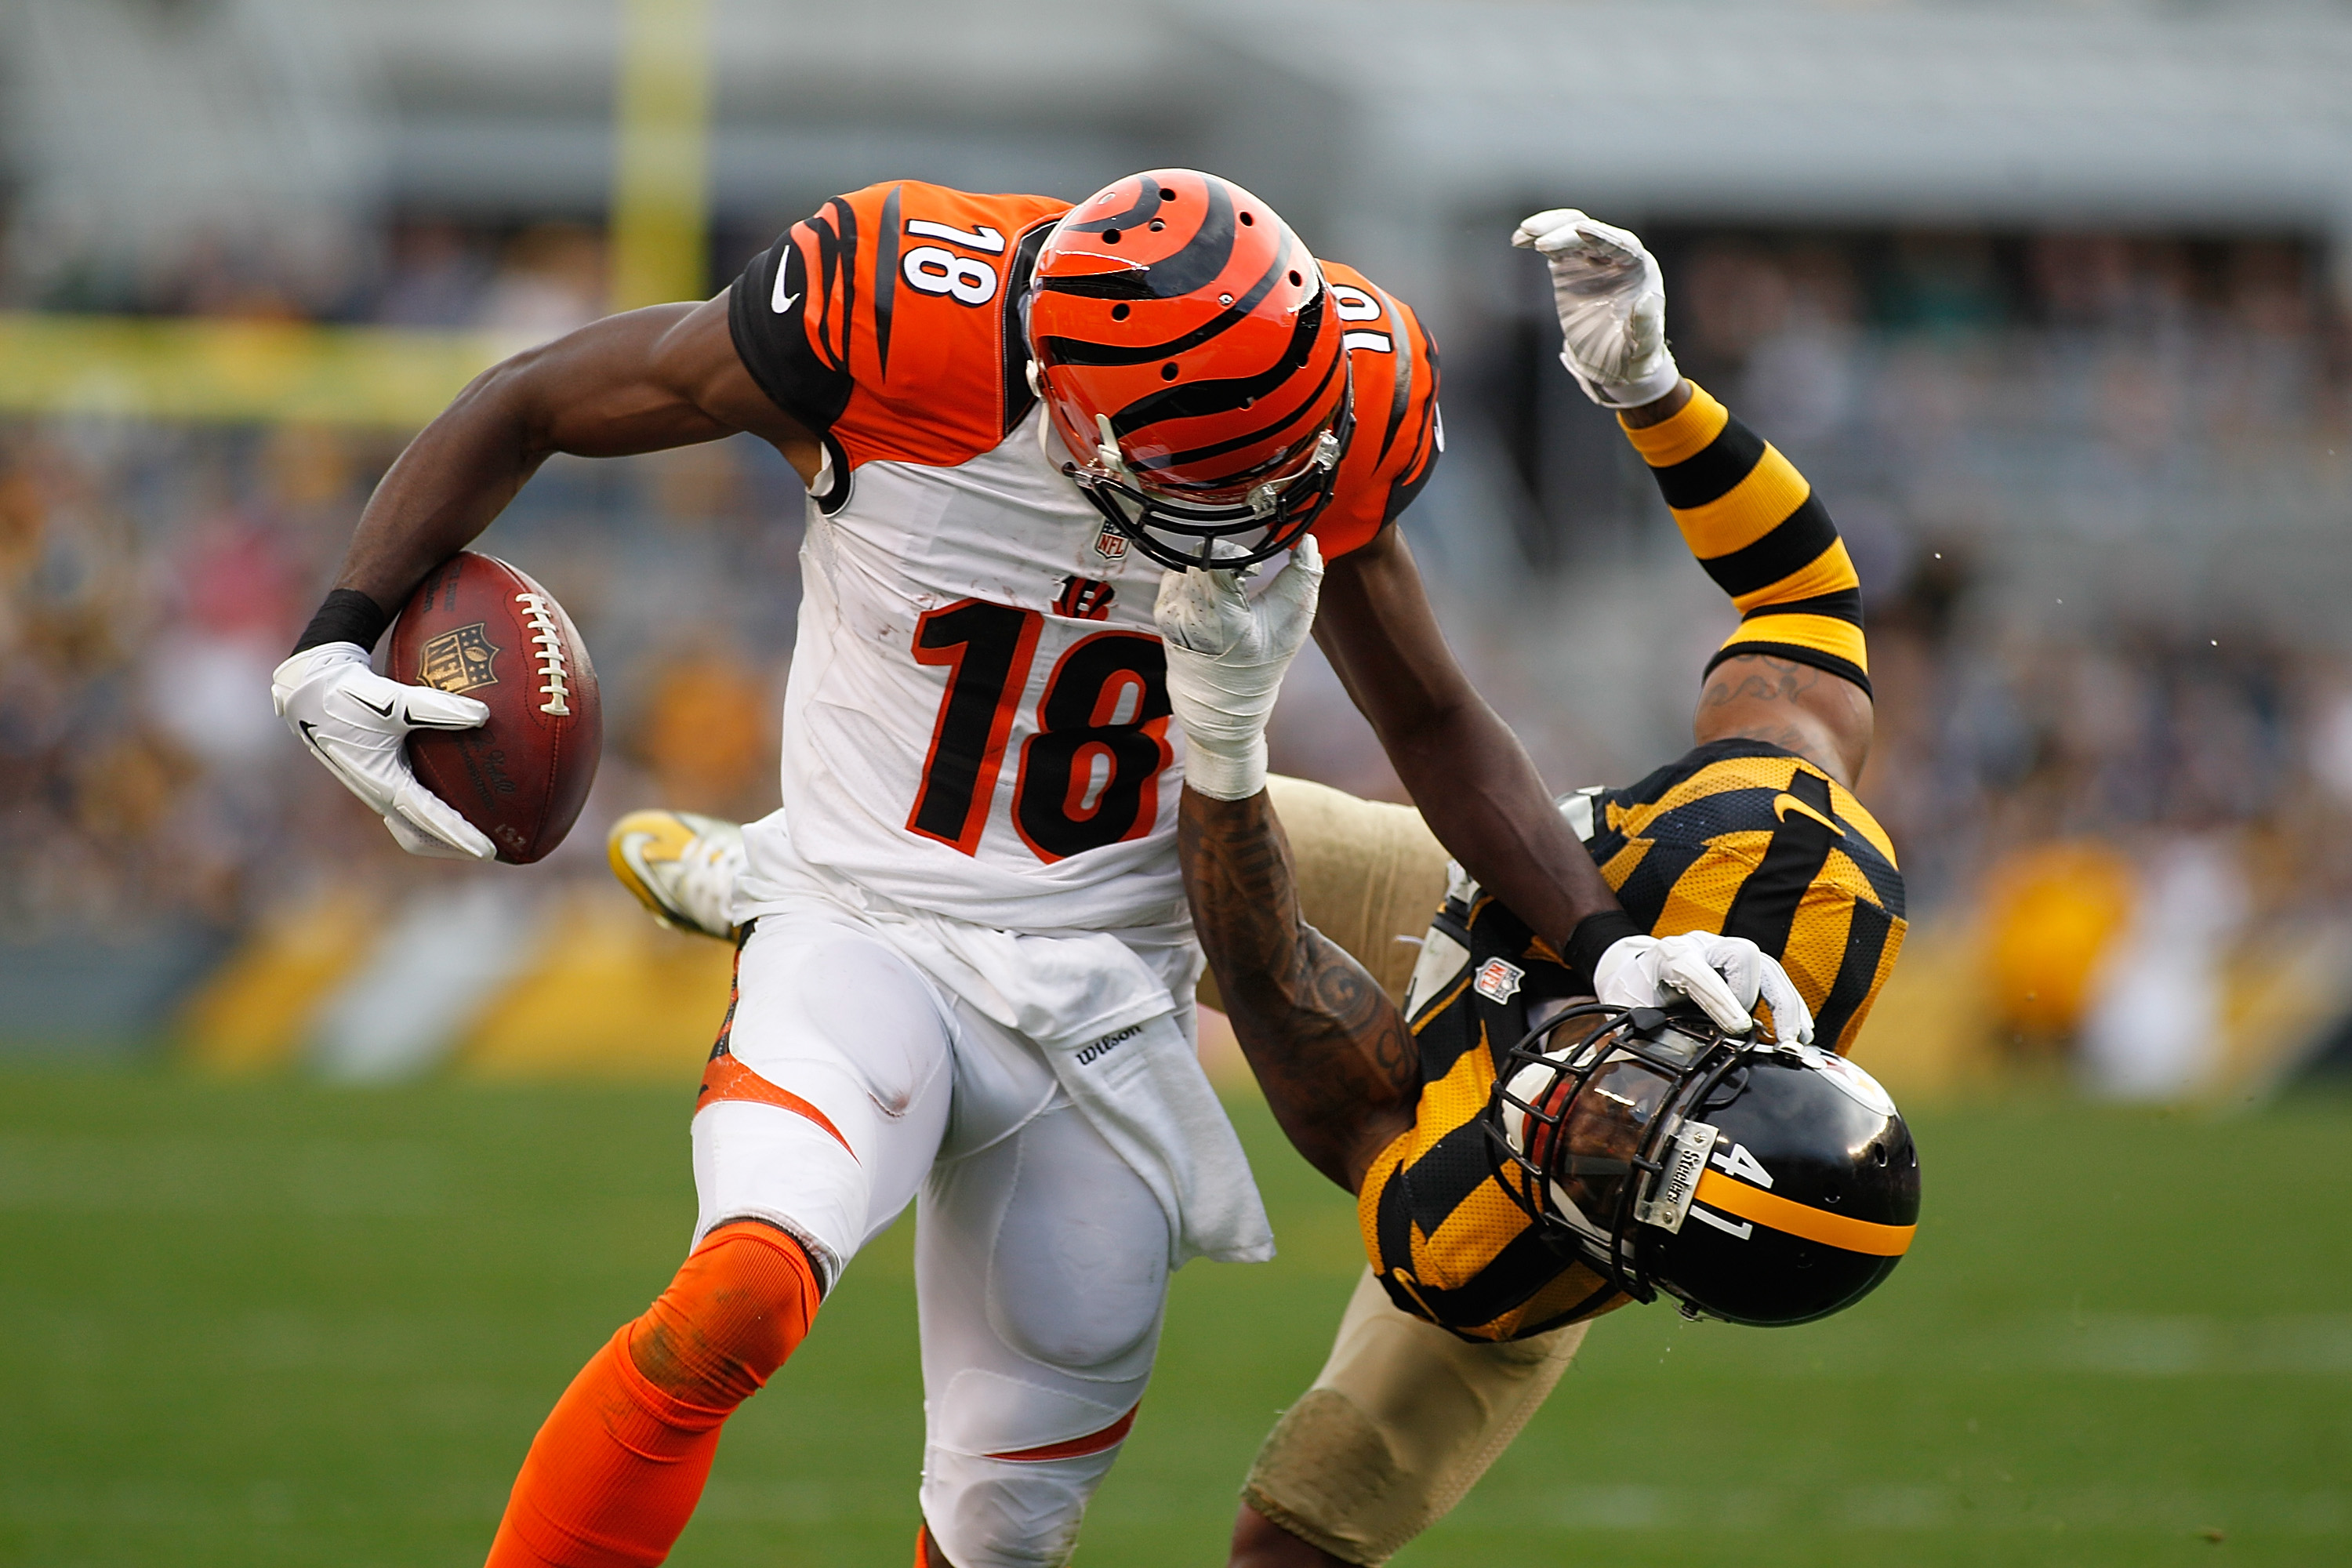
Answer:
[272,641,497,861]
[1512,209,1682,410]
[1595,931,1817,1046]
[1154,536,1324,800]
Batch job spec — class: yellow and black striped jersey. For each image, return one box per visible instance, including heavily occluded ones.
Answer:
[1360,890,1617,1341]
[1358,738,1905,1342]
[1588,738,1904,1054]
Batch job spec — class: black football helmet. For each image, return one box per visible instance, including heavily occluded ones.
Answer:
[1486,1001,1919,1327]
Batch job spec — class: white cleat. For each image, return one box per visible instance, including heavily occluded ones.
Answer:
[607,809,746,941]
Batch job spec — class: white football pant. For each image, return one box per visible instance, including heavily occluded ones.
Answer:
[690,904,1175,1568]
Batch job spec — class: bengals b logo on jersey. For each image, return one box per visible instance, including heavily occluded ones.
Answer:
[1052,576,1117,622]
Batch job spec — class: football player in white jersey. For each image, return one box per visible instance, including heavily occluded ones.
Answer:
[272,170,1798,1568]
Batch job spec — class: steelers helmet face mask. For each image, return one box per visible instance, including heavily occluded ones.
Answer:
[1486,1000,1920,1328]
[1487,1003,1734,1307]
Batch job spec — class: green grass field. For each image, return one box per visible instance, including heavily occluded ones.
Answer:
[2,1068,2346,1567]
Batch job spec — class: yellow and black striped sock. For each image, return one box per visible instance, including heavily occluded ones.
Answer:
[1621,383,1868,695]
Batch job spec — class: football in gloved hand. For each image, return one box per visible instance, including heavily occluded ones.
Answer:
[386,552,601,863]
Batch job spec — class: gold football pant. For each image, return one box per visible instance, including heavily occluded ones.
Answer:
[1237,775,1590,1566]
[1243,1273,1586,1565]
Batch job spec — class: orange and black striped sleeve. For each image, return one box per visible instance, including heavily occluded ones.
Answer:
[1308,261,1443,561]
[728,182,1072,480]
[1621,384,1867,695]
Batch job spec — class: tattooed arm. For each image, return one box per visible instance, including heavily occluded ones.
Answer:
[1693,653,1872,785]
[1179,787,1418,1194]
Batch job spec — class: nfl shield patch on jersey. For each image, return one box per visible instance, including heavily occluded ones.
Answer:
[1474,957,1524,1004]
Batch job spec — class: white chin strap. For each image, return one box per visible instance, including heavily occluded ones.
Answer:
[1028,387,1134,488]
[1092,412,1132,479]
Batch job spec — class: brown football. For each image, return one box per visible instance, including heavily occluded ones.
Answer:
[387,551,601,864]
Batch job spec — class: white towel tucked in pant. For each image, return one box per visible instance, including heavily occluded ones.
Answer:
[737,818,1274,1268]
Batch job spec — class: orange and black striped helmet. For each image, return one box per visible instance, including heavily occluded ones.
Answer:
[1025,169,1352,570]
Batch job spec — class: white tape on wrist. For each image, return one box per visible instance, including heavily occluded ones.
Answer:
[1183,738,1269,801]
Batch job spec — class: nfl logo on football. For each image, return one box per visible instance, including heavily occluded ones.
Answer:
[1473,957,1523,1004]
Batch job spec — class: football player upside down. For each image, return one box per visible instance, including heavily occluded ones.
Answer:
[271,169,1809,1568]
[1192,213,1921,1568]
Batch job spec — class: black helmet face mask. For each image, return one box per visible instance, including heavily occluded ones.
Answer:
[1487,1002,1741,1310]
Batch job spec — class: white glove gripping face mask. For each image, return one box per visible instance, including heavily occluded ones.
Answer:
[1511,209,1683,411]
[1153,535,1324,801]
[1593,931,1817,1046]
[271,641,497,861]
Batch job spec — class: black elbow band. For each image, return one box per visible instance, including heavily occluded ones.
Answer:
[1563,908,1645,995]
[292,589,391,656]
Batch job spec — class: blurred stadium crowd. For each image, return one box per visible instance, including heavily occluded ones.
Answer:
[5,206,2352,1098]
[1667,228,2352,885]
[9,215,695,343]
[1697,227,2352,1099]
[1296,223,2352,1103]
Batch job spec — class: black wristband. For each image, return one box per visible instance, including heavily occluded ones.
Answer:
[1563,908,1645,994]
[292,589,390,656]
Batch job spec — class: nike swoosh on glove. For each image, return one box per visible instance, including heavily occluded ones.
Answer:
[1154,535,1323,801]
[272,641,496,860]
[1594,931,1817,1046]
[1511,209,1682,410]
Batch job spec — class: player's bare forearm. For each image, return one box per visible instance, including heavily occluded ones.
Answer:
[1379,691,1602,947]
[1179,786,1417,1192]
[1315,527,1618,949]
[330,292,816,612]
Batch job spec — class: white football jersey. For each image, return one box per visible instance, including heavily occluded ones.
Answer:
[725,180,1443,935]
[751,413,1187,930]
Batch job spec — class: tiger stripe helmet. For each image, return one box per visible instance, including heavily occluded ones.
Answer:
[1025,169,1352,570]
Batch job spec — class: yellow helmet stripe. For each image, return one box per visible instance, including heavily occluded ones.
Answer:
[1693,1169,1915,1257]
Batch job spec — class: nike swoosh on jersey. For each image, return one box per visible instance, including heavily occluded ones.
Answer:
[771,270,799,314]
[1771,793,1846,837]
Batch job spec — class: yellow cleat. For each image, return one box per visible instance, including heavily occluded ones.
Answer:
[607,809,746,941]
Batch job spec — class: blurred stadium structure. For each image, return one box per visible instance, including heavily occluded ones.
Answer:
[5,0,2352,1101]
